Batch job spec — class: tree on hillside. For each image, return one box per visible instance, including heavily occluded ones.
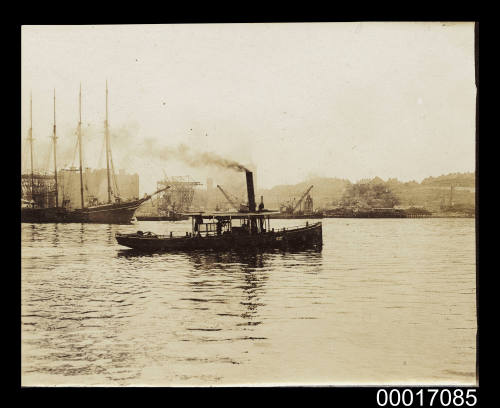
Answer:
[340,181,400,208]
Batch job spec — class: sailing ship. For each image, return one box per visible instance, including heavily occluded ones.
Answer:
[116,171,323,251]
[21,83,166,224]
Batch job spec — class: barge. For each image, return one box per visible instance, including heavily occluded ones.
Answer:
[136,214,189,221]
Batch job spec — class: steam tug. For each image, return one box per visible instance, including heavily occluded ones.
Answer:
[115,171,323,251]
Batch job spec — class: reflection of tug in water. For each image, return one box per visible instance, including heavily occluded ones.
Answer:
[116,171,323,251]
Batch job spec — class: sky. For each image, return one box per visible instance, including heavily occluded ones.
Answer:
[21,23,476,194]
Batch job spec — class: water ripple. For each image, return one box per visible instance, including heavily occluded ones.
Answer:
[21,218,476,385]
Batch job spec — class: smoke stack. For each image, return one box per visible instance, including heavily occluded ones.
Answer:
[245,171,256,212]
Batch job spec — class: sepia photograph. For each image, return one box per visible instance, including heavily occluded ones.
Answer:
[21,22,477,387]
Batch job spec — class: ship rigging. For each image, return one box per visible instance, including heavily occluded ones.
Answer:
[21,83,166,224]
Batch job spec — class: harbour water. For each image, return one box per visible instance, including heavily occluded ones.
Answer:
[21,218,476,386]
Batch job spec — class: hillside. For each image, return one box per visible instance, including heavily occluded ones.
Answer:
[258,177,350,210]
[257,172,475,212]
[421,172,475,187]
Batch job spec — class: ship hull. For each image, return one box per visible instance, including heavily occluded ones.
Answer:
[21,198,148,224]
[20,207,88,223]
[116,222,323,251]
[85,200,145,223]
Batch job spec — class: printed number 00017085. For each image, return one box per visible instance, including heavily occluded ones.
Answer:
[376,389,477,407]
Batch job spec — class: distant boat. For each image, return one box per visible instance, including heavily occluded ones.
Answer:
[269,212,323,219]
[136,213,189,221]
[116,171,323,251]
[21,83,165,224]
[322,206,432,218]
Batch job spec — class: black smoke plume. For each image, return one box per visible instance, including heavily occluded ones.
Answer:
[143,140,249,173]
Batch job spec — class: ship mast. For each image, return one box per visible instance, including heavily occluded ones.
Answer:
[78,84,85,209]
[105,80,112,204]
[52,89,58,208]
[28,92,34,202]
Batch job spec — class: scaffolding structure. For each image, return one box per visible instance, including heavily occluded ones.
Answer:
[156,175,201,216]
[21,173,57,208]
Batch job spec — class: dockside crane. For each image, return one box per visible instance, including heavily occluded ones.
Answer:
[217,185,245,211]
[282,185,314,214]
[292,185,314,213]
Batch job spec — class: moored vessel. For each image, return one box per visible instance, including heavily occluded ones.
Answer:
[136,213,189,221]
[269,212,323,219]
[21,83,163,224]
[22,191,166,224]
